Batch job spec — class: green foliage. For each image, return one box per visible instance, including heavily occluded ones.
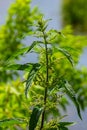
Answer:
[62,0,87,32]
[0,1,87,129]
[43,119,75,130]
[49,25,87,110]
[2,18,84,130]
[0,0,40,82]
[0,79,29,129]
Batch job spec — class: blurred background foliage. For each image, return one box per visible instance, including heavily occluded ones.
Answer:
[0,0,40,82]
[0,79,28,129]
[0,0,87,129]
[62,0,87,33]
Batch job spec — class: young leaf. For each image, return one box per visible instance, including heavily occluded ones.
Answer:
[64,81,82,120]
[25,63,40,97]
[0,118,24,126]
[29,106,42,130]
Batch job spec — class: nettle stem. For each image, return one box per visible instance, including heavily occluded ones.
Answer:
[40,31,49,130]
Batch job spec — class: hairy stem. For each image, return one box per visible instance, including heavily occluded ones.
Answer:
[40,32,49,130]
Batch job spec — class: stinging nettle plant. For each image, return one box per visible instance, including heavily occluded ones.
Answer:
[1,18,82,130]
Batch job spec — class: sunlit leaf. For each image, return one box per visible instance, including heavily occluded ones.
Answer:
[29,106,42,130]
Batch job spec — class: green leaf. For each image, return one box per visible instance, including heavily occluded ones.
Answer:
[7,41,41,62]
[0,118,24,126]
[64,81,76,97]
[25,63,40,97]
[6,63,34,71]
[59,127,68,130]
[58,78,82,119]
[64,81,82,120]
[27,41,41,53]
[29,106,42,130]
[54,47,74,66]
[59,122,75,127]
[8,47,30,61]
[58,120,75,130]
[58,47,74,66]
